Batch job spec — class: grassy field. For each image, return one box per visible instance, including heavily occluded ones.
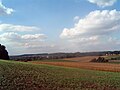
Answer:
[0,60,120,90]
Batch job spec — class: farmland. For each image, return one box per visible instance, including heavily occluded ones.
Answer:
[30,56,120,72]
[0,60,120,90]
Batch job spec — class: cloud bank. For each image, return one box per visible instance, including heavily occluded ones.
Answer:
[0,24,48,55]
[60,10,120,51]
[61,10,120,39]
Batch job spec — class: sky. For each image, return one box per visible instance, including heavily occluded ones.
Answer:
[0,0,120,55]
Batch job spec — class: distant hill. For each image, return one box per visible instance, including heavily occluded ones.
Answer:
[10,51,106,61]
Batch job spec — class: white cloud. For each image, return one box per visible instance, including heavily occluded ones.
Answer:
[21,34,46,40]
[88,0,117,8]
[0,23,47,55]
[74,16,80,21]
[60,10,120,51]
[0,32,46,41]
[0,32,48,54]
[0,24,40,32]
[0,32,21,41]
[0,0,14,15]
[60,10,120,39]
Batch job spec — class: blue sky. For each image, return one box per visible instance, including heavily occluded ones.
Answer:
[0,0,120,55]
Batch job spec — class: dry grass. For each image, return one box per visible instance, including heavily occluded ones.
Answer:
[30,56,120,72]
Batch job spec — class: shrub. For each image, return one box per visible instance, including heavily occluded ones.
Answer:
[91,57,108,63]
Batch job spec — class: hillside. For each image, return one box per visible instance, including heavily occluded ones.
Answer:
[0,60,120,90]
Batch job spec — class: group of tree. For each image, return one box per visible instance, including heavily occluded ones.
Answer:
[0,44,9,60]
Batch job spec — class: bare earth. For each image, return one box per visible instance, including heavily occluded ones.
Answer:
[30,56,120,72]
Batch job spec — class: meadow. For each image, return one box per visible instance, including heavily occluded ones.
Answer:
[0,60,120,90]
